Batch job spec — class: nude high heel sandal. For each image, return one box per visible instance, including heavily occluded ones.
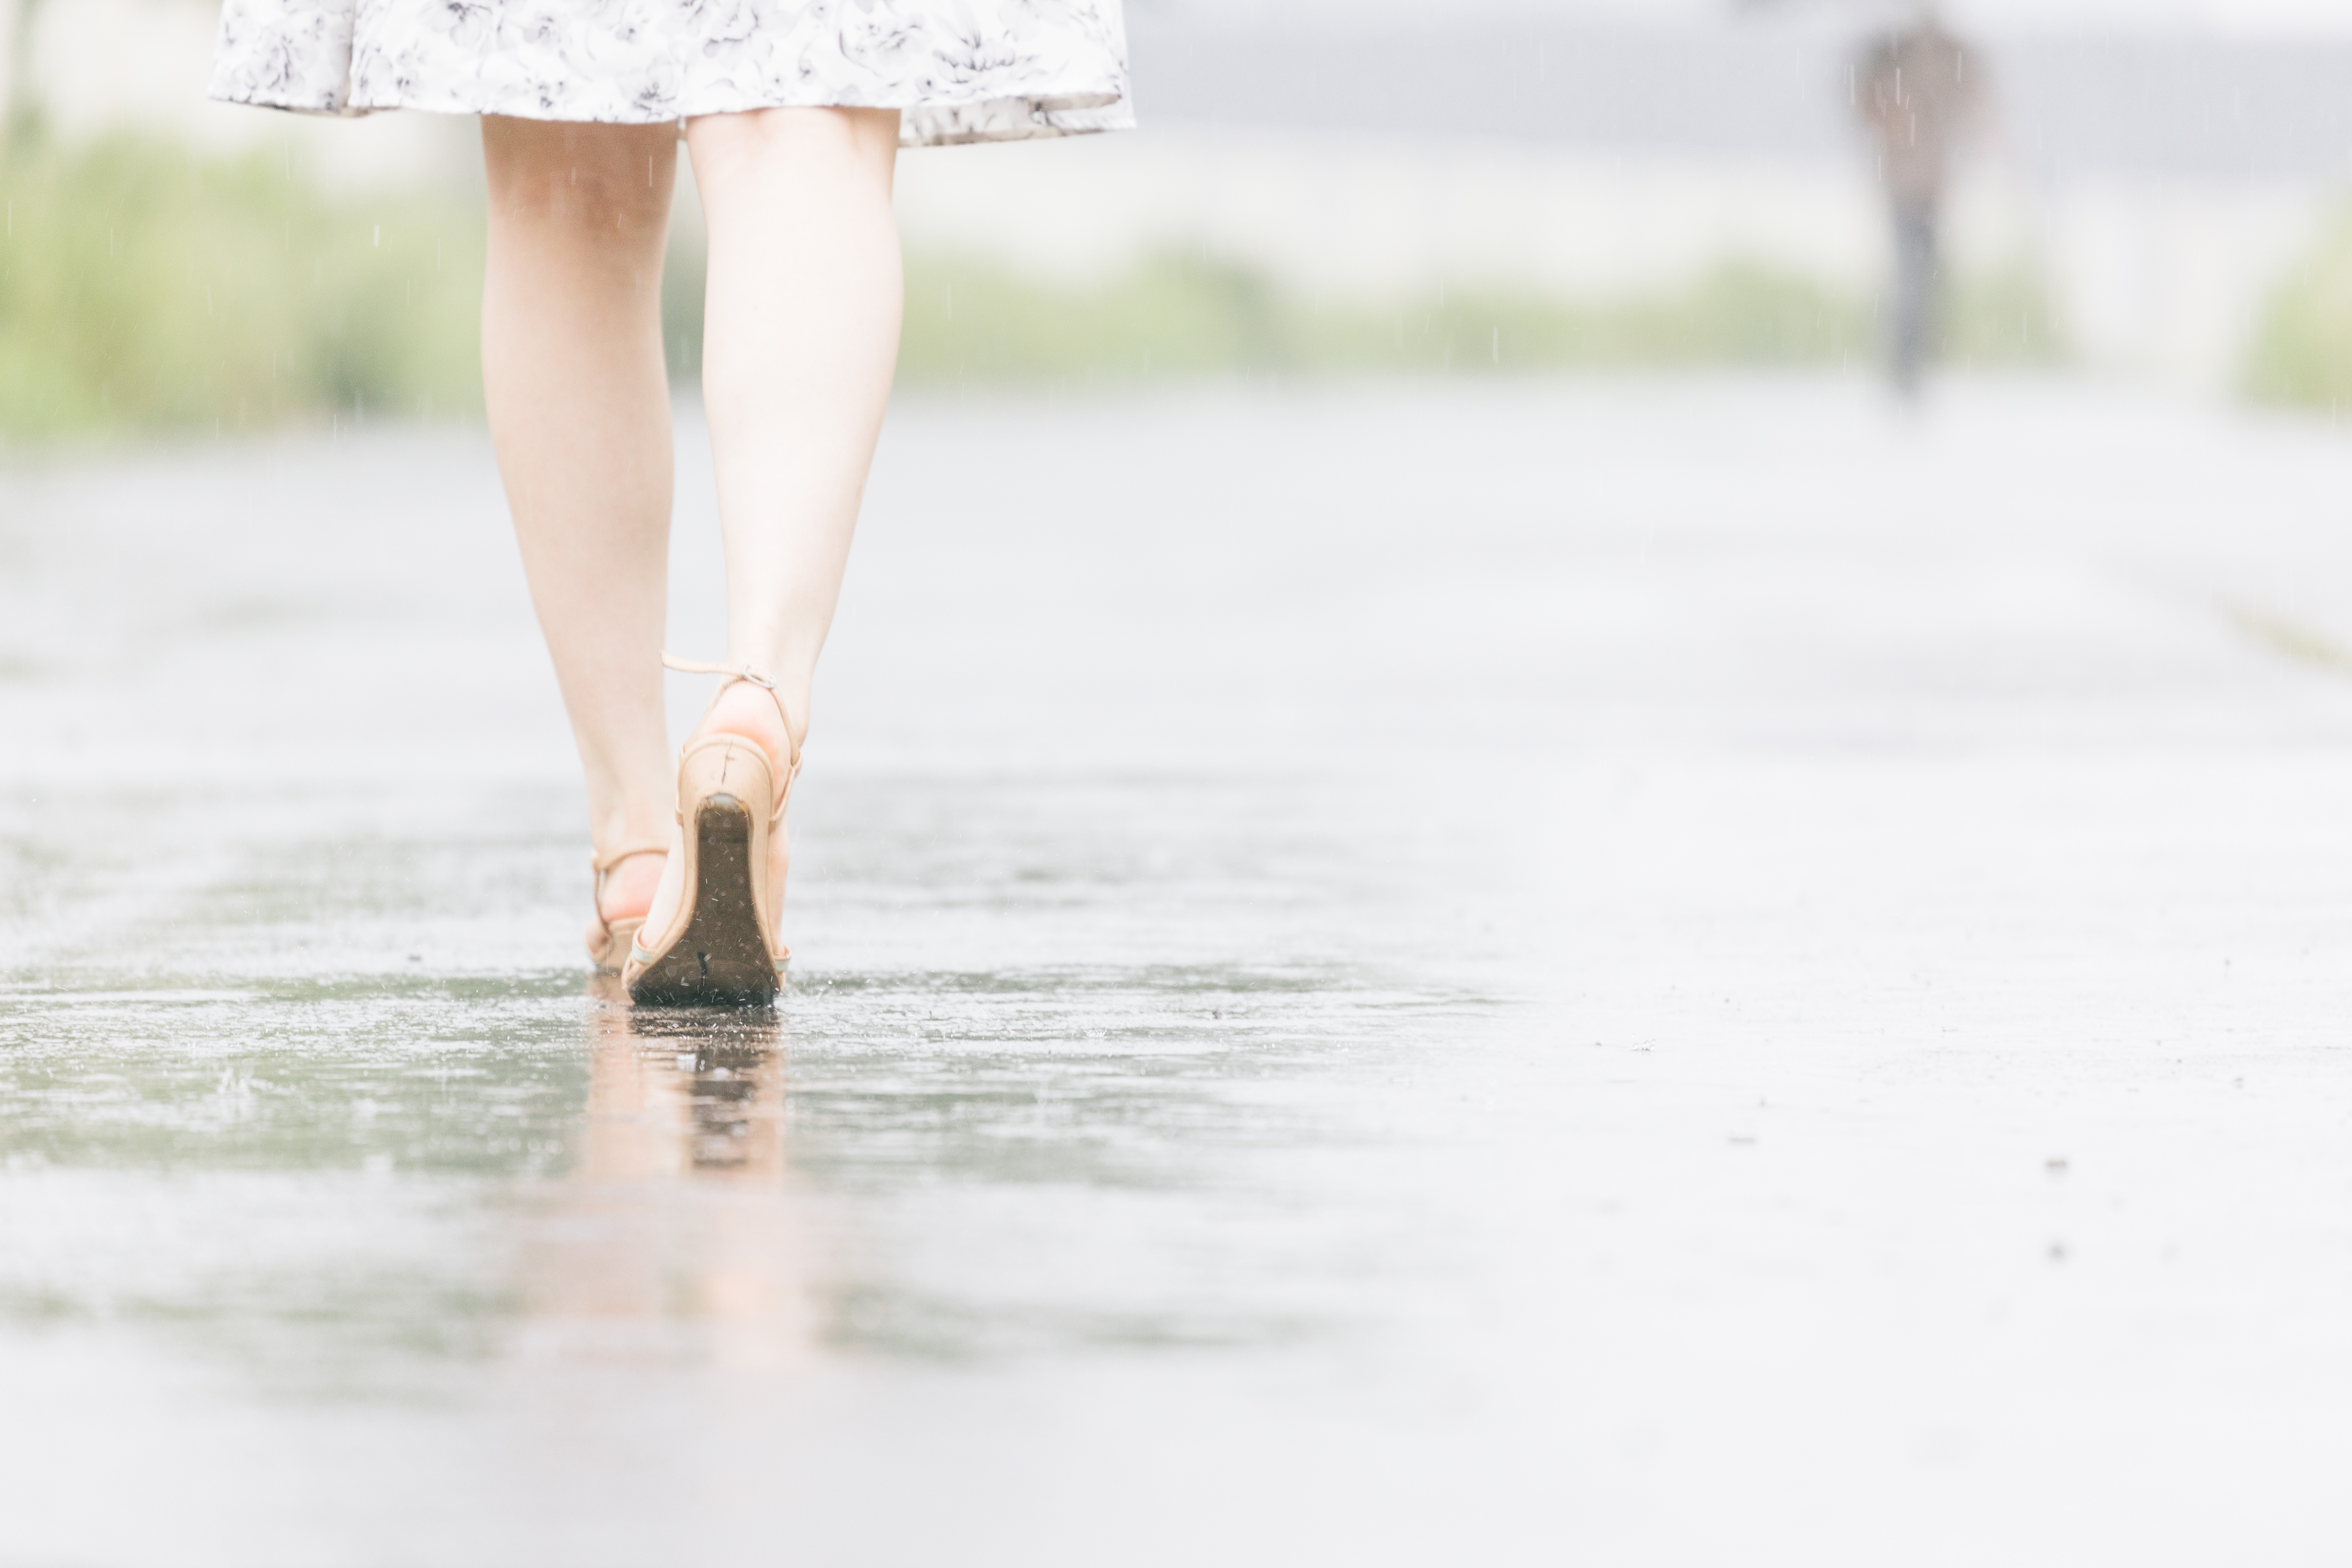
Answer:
[586,841,668,974]
[623,655,803,1007]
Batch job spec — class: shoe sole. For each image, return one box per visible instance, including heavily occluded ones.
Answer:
[625,793,780,1008]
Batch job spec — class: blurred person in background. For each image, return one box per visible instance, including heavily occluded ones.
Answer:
[1854,6,1983,398]
[206,1,1132,1007]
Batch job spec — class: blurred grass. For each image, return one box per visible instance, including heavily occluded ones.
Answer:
[1942,261,2067,367]
[5,134,2065,440]
[0,134,485,437]
[2245,205,2352,411]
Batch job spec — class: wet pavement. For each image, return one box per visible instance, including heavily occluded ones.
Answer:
[6,378,2352,1564]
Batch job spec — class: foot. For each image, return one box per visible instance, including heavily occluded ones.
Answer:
[638,681,797,947]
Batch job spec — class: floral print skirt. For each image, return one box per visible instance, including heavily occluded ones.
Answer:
[208,0,1133,147]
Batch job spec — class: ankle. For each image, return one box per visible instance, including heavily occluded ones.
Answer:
[699,681,797,768]
[593,817,673,860]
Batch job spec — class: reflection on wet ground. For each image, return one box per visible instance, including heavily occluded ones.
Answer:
[10,382,2352,1563]
[525,987,805,1369]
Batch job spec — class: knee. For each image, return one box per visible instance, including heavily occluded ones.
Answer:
[483,117,677,245]
[688,105,900,182]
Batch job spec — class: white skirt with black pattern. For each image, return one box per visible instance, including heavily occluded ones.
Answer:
[209,0,1133,147]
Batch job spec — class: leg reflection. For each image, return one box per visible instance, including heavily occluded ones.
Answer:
[520,978,815,1368]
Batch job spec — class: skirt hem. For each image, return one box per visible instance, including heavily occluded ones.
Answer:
[204,84,1133,147]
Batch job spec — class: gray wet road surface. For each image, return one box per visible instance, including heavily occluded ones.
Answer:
[6,379,2352,1564]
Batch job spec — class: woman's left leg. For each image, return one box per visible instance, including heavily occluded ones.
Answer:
[479,117,682,945]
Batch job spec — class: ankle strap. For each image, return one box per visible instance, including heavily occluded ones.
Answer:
[663,654,777,685]
[590,838,670,884]
[662,652,804,781]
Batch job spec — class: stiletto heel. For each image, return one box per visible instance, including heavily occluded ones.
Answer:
[623,655,803,1007]
[586,840,668,973]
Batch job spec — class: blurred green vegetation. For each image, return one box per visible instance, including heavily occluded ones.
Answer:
[1941,260,2067,367]
[894,253,1876,378]
[2245,206,2352,411]
[4,134,2067,439]
[0,134,486,437]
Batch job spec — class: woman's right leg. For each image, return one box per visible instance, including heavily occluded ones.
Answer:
[632,106,904,950]
[480,117,681,937]
[686,106,904,751]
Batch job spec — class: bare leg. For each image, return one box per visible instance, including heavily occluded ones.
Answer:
[480,117,681,937]
[642,106,904,938]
